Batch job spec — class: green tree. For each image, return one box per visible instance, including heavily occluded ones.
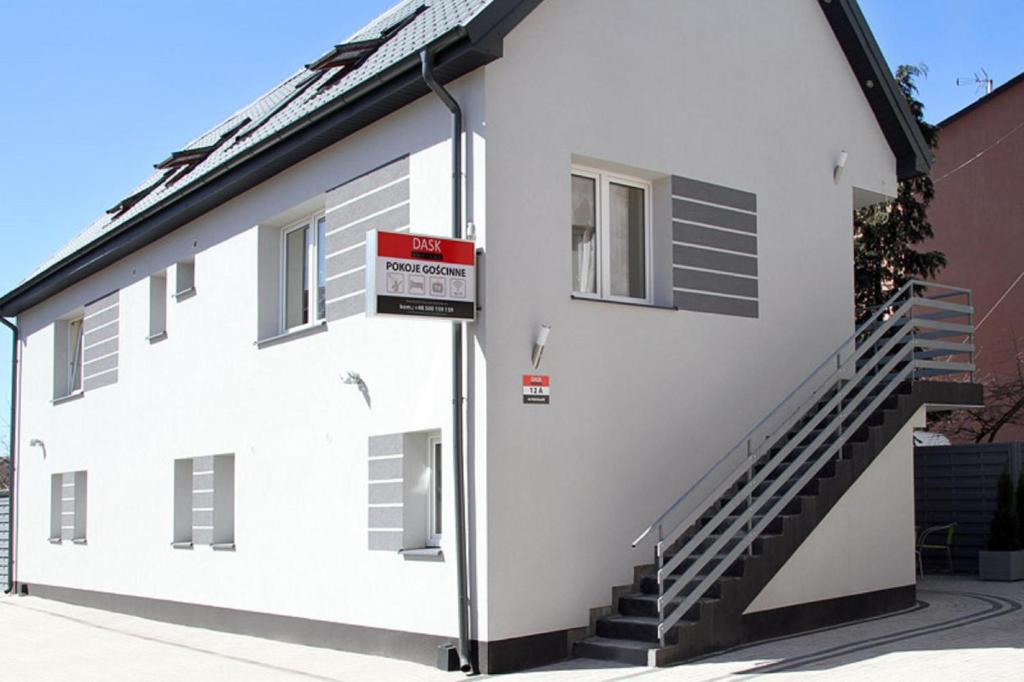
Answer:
[988,468,1020,551]
[854,64,946,318]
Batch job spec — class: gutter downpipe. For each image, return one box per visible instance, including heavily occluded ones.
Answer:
[420,49,474,674]
[1,317,17,594]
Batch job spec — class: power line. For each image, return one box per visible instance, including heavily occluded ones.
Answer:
[934,118,1024,184]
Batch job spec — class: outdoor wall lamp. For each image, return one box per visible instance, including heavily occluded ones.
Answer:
[532,324,551,369]
[833,150,849,184]
[29,438,46,458]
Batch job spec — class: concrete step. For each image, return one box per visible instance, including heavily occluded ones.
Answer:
[574,636,655,666]
[596,614,680,645]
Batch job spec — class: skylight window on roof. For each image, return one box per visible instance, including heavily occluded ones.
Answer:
[106,170,176,217]
[233,3,428,144]
[156,117,251,170]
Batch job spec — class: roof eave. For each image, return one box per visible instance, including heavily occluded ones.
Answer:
[819,0,933,180]
[0,0,541,318]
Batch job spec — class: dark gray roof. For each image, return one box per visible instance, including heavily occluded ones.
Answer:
[0,0,926,316]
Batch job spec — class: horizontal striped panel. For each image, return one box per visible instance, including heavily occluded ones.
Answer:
[672,198,757,234]
[326,204,409,256]
[368,506,403,529]
[326,296,365,320]
[672,175,757,212]
[369,481,403,504]
[193,527,213,546]
[192,491,214,509]
[83,337,118,363]
[192,510,214,528]
[368,530,403,551]
[84,305,119,329]
[324,158,410,323]
[326,247,367,278]
[84,291,119,316]
[193,456,214,471]
[673,221,757,255]
[674,290,759,318]
[673,245,758,277]
[192,472,214,490]
[83,352,118,376]
[325,271,365,302]
[83,322,118,349]
[326,156,409,207]
[369,458,403,481]
[328,182,409,232]
[83,370,117,392]
[369,433,404,458]
[82,290,120,389]
[674,267,759,299]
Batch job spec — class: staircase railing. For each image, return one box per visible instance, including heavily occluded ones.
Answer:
[632,280,974,646]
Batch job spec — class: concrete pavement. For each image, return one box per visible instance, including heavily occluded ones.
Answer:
[0,576,1020,681]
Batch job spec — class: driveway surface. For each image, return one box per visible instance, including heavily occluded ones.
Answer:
[0,576,1020,681]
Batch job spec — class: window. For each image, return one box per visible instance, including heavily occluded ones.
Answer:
[427,436,442,548]
[571,168,651,302]
[280,215,327,331]
[149,271,168,340]
[50,471,87,543]
[53,315,84,399]
[173,454,235,549]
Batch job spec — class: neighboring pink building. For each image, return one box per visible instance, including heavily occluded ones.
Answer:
[928,72,1024,442]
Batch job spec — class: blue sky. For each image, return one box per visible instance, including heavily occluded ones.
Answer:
[1,0,1023,439]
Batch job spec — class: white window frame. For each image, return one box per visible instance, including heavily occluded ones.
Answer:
[427,435,442,548]
[278,214,326,333]
[66,316,84,397]
[571,166,653,304]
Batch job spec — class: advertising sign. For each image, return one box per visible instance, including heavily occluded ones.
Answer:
[366,230,476,320]
[522,374,550,404]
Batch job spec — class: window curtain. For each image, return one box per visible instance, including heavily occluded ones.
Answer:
[572,175,597,294]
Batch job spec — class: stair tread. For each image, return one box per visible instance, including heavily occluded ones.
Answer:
[623,592,717,603]
[577,636,658,651]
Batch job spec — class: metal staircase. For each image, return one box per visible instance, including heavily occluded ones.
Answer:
[576,281,976,665]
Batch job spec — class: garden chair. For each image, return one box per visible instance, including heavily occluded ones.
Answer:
[916,522,956,575]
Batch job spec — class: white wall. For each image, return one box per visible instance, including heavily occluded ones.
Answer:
[745,406,924,613]
[14,70,487,640]
[479,0,899,641]
[13,0,907,649]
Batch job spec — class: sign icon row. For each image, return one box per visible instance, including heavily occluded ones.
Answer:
[386,273,467,298]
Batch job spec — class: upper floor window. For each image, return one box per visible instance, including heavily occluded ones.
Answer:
[281,215,327,331]
[571,168,651,302]
[53,315,84,399]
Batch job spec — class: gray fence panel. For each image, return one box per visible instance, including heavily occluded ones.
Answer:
[914,442,1024,574]
[0,491,9,588]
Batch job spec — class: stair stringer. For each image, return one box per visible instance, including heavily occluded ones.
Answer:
[574,381,981,667]
[650,381,979,666]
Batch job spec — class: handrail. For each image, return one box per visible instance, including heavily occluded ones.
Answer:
[629,279,974,647]
[632,278,921,547]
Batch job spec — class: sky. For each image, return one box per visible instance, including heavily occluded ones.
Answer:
[1,0,1023,443]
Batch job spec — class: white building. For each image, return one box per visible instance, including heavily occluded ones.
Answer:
[0,0,980,673]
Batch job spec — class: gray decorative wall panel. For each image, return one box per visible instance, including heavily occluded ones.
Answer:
[82,290,119,390]
[323,157,410,323]
[671,175,759,318]
[367,432,405,551]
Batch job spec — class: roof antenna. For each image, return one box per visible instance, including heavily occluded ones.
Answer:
[956,68,993,95]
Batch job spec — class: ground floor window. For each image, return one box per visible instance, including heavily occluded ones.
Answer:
[174,454,235,549]
[49,471,86,543]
